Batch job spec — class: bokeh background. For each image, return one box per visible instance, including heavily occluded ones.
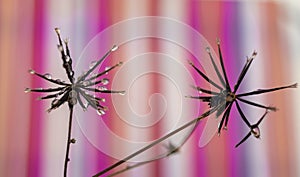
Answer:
[1,0,300,177]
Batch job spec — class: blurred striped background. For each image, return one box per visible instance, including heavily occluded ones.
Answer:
[1,0,300,177]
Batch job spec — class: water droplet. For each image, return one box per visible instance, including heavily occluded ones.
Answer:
[65,56,71,62]
[101,78,109,85]
[55,27,60,34]
[57,45,63,52]
[97,109,105,116]
[24,88,31,93]
[28,69,35,74]
[97,86,107,91]
[100,98,106,102]
[64,38,70,44]
[206,47,210,53]
[111,45,118,52]
[89,61,97,69]
[104,66,111,74]
[70,138,76,144]
[251,127,260,138]
[44,73,52,79]
[82,81,91,87]
[118,91,126,95]
[52,99,59,106]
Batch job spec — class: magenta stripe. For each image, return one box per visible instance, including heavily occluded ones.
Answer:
[27,0,46,177]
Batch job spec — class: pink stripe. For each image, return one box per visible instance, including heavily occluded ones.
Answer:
[27,0,46,176]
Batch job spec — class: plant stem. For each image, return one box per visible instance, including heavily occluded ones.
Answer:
[64,105,74,177]
[93,104,222,177]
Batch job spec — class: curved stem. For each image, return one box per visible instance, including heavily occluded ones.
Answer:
[93,104,223,177]
[64,105,74,177]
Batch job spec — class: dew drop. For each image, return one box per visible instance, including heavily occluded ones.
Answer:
[82,81,91,87]
[251,127,260,138]
[100,98,106,102]
[111,45,118,52]
[44,73,52,79]
[97,109,105,116]
[97,86,107,91]
[206,47,211,53]
[118,91,126,96]
[65,56,71,62]
[70,138,76,144]
[28,69,35,74]
[89,61,97,69]
[52,99,59,106]
[64,38,70,44]
[57,45,63,52]
[101,78,109,85]
[54,27,60,34]
[24,88,31,93]
[104,66,111,74]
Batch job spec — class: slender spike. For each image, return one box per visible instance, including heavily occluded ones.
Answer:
[64,37,71,57]
[82,87,126,94]
[38,93,59,100]
[206,47,226,88]
[191,85,219,95]
[236,97,277,111]
[77,45,119,82]
[48,91,70,112]
[224,103,234,129]
[217,39,231,91]
[84,62,123,82]
[256,110,269,126]
[185,95,212,102]
[78,89,102,110]
[188,60,223,90]
[32,70,69,86]
[76,93,87,111]
[235,132,251,148]
[237,83,297,97]
[235,101,251,127]
[233,52,256,93]
[26,87,65,93]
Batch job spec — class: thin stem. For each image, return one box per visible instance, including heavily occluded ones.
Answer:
[64,105,74,177]
[92,104,223,177]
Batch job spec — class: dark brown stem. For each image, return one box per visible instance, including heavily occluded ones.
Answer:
[92,104,223,177]
[64,105,74,177]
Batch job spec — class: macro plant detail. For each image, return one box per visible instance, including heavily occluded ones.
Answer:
[188,39,297,147]
[93,39,297,177]
[25,28,124,177]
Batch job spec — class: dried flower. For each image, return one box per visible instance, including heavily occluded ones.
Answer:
[187,39,297,147]
[25,28,124,177]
